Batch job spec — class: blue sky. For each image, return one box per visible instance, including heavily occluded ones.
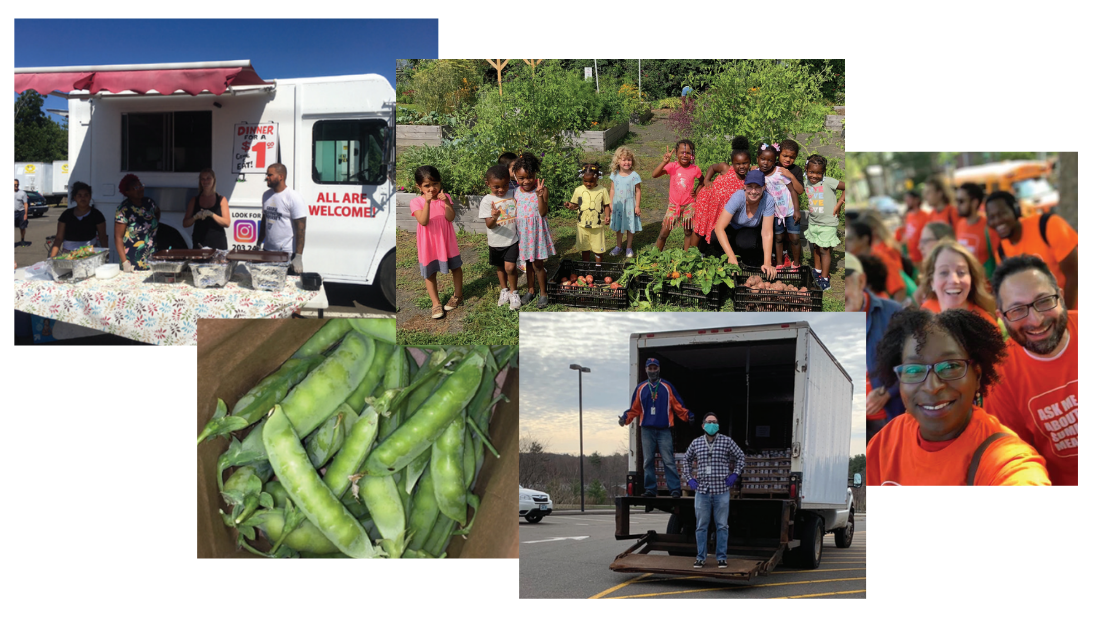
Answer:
[519,313,867,458]
[15,19,436,122]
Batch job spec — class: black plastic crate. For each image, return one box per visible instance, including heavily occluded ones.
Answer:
[629,271,724,311]
[731,265,822,312]
[546,260,628,310]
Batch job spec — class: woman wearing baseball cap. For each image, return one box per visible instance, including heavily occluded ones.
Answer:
[712,170,778,279]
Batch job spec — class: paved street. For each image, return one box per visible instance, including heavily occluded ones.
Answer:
[520,510,866,599]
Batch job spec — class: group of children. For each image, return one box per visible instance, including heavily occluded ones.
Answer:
[410,138,846,317]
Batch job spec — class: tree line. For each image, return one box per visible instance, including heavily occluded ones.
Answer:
[15,90,67,162]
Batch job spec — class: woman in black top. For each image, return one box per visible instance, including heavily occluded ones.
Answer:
[49,181,108,257]
[183,168,230,249]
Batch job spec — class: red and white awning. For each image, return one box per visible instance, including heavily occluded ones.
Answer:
[14,60,271,96]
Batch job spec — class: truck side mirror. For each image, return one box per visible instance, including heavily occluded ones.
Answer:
[852,473,863,488]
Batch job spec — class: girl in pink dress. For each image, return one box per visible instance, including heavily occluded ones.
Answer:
[411,165,463,319]
[695,136,751,245]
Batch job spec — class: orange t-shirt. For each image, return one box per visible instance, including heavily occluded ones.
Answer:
[897,209,931,264]
[996,214,1078,292]
[953,213,1000,267]
[867,407,1050,486]
[927,204,959,227]
[872,242,906,297]
[920,295,998,327]
[984,311,1078,485]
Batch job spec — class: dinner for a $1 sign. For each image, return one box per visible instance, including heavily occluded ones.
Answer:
[233,123,279,174]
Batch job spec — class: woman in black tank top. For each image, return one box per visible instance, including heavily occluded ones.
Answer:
[184,168,230,249]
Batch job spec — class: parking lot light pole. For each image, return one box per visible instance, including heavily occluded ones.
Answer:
[569,364,591,513]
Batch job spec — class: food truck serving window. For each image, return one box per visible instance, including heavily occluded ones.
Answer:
[121,111,212,172]
[312,119,388,186]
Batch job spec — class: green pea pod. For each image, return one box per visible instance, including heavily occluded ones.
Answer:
[455,493,481,536]
[432,415,467,526]
[405,350,450,417]
[404,448,432,495]
[305,404,352,468]
[282,333,375,437]
[358,473,406,559]
[406,468,440,552]
[222,466,264,525]
[342,493,370,519]
[463,423,476,490]
[231,356,324,424]
[324,390,394,499]
[344,341,394,414]
[246,509,341,555]
[292,319,351,359]
[349,318,397,344]
[424,513,456,558]
[265,480,290,509]
[216,417,271,492]
[365,350,485,476]
[378,346,409,440]
[263,405,383,558]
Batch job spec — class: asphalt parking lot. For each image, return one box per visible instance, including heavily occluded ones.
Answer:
[520,509,866,599]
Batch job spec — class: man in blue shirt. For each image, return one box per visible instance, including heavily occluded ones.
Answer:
[684,413,745,568]
[619,358,694,497]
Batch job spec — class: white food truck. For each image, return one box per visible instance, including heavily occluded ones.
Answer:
[16,60,396,307]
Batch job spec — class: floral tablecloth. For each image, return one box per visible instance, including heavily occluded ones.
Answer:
[15,270,320,346]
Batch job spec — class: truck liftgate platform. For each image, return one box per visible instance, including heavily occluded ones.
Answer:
[610,496,798,582]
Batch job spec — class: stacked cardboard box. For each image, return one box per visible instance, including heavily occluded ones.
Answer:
[741,449,792,493]
[654,452,687,490]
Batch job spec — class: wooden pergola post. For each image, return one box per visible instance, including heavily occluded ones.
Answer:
[522,59,543,79]
[486,59,509,96]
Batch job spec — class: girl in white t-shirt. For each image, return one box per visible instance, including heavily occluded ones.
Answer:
[479,164,521,310]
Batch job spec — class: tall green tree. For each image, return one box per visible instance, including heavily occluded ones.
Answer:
[15,90,67,162]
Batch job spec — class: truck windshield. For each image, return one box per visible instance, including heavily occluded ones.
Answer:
[312,119,388,185]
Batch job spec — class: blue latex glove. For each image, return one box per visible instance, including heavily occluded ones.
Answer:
[725,473,739,488]
[688,478,699,491]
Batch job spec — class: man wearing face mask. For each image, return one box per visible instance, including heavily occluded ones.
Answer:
[683,413,745,568]
[619,358,694,498]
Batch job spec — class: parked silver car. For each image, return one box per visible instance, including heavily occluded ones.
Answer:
[519,485,553,523]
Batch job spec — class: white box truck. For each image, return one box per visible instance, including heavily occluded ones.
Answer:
[15,162,53,203]
[611,321,861,582]
[33,61,395,307]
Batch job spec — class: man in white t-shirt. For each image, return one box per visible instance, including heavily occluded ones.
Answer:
[257,163,307,274]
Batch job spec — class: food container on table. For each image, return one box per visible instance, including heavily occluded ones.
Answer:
[151,249,216,262]
[300,272,322,291]
[148,260,190,274]
[243,262,290,291]
[227,250,290,264]
[47,248,110,283]
[95,264,120,280]
[189,260,237,288]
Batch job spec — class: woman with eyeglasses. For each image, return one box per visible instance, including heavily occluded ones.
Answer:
[867,308,1050,486]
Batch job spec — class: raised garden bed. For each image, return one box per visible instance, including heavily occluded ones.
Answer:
[562,121,630,151]
[396,125,445,148]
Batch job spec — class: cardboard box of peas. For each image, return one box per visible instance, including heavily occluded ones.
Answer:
[196,318,518,558]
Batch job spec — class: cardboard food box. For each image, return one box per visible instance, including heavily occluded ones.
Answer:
[196,319,518,558]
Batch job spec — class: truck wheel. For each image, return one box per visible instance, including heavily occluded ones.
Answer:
[377,249,396,310]
[798,515,824,569]
[524,513,544,523]
[666,512,697,557]
[834,508,855,549]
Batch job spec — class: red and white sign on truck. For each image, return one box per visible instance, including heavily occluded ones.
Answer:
[15,60,396,307]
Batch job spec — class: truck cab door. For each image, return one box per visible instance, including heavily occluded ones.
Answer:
[296,116,391,284]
